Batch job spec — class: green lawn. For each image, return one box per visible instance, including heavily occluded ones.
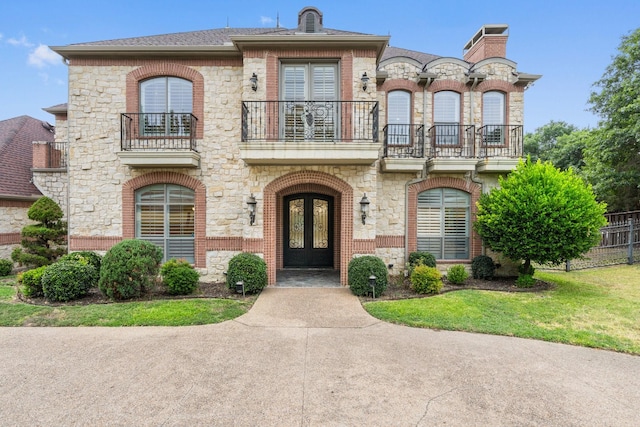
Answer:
[364,265,640,354]
[0,277,252,327]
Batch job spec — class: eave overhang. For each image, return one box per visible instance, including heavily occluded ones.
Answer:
[231,34,390,62]
[50,44,240,60]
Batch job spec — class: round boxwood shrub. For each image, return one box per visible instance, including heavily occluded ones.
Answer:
[161,259,199,295]
[348,255,388,297]
[446,264,469,285]
[41,260,95,302]
[408,251,436,275]
[98,239,163,300]
[471,255,496,280]
[226,253,267,294]
[0,258,13,276]
[58,251,102,286]
[19,266,47,298]
[410,265,442,294]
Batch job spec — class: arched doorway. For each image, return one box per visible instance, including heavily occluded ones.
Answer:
[263,171,353,285]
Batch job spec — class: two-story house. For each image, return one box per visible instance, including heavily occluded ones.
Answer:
[41,6,540,285]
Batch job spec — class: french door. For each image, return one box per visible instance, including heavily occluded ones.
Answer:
[281,63,338,141]
[283,194,333,267]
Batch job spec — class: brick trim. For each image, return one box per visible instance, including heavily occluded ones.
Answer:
[126,64,205,137]
[69,236,123,251]
[0,200,33,208]
[476,80,522,93]
[263,171,353,286]
[427,80,469,93]
[407,177,482,260]
[0,232,21,245]
[122,172,207,267]
[375,235,405,248]
[353,239,376,254]
[380,79,422,94]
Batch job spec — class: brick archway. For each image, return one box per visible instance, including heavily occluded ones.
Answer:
[407,176,482,260]
[263,171,353,285]
[122,172,206,267]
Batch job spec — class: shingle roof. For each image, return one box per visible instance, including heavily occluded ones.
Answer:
[380,46,441,67]
[69,26,371,47]
[0,116,54,198]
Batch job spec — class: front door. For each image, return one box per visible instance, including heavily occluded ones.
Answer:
[283,193,333,267]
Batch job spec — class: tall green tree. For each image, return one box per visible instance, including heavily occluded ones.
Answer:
[523,121,578,163]
[11,197,67,267]
[585,28,640,212]
[474,159,607,276]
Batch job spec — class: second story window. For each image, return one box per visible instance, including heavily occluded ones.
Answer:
[140,77,193,136]
[482,91,505,145]
[434,91,461,146]
[387,90,411,145]
[281,63,338,141]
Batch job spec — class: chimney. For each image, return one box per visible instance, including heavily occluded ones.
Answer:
[463,24,508,63]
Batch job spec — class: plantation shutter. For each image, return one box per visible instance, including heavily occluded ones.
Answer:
[434,91,460,146]
[136,184,195,263]
[483,91,505,145]
[387,91,411,145]
[416,188,469,259]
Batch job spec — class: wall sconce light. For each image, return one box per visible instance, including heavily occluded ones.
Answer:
[360,193,370,225]
[361,72,370,91]
[247,193,257,226]
[250,73,258,91]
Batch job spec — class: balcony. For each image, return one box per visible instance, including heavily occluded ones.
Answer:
[380,124,426,172]
[425,124,478,173]
[240,101,380,165]
[382,124,524,173]
[118,113,200,168]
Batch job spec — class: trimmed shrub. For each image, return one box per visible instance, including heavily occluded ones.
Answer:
[41,260,95,302]
[59,252,102,286]
[516,274,536,288]
[410,265,443,294]
[408,251,436,275]
[98,239,163,300]
[446,264,469,285]
[226,253,267,294]
[19,266,47,298]
[471,255,496,280]
[348,255,388,297]
[161,259,199,295]
[518,263,536,277]
[0,258,12,277]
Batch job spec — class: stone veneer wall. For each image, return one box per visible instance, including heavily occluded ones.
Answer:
[0,201,34,259]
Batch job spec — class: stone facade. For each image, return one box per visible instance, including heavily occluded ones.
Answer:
[41,8,539,285]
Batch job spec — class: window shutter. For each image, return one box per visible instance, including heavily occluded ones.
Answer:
[140,79,166,114]
[483,91,505,126]
[283,66,306,101]
[168,78,192,113]
[387,91,411,145]
[434,91,460,124]
[311,65,336,101]
[417,188,470,259]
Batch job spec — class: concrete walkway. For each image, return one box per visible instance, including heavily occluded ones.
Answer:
[1,287,639,426]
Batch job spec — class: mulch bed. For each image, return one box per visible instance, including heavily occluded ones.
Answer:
[13,276,552,306]
[359,276,553,302]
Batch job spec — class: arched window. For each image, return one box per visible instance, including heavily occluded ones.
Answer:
[417,188,470,260]
[482,91,505,145]
[387,90,411,145]
[434,91,461,146]
[140,77,192,136]
[136,184,195,263]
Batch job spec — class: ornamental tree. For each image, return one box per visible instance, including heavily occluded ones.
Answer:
[474,158,607,275]
[11,196,67,267]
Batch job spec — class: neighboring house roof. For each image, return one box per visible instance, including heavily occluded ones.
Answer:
[0,115,54,199]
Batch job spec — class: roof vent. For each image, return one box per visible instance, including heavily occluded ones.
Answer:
[298,7,323,33]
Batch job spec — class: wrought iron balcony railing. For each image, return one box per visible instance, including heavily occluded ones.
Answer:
[121,113,198,151]
[477,125,523,158]
[45,141,68,168]
[383,124,424,158]
[242,101,379,143]
[425,124,476,158]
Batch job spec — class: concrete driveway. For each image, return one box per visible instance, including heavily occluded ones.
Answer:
[1,287,639,426]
